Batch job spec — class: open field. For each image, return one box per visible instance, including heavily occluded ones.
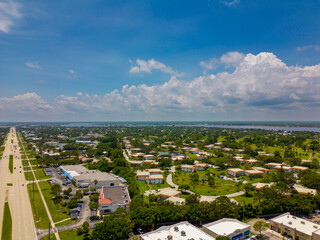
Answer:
[173,170,241,196]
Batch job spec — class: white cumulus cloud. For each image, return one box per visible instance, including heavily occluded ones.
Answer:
[56,52,320,117]
[129,58,184,77]
[200,51,244,70]
[25,62,41,69]
[0,0,21,33]
[0,92,53,114]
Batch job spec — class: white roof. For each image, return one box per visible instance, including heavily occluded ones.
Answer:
[140,221,215,240]
[271,213,320,236]
[67,170,80,178]
[203,218,249,236]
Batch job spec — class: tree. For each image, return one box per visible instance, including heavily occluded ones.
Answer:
[82,221,89,234]
[253,221,269,236]
[94,179,98,188]
[243,183,255,196]
[91,214,132,240]
[51,184,62,198]
[186,193,200,204]
[63,187,72,196]
[208,176,215,187]
[179,184,190,192]
[67,198,78,209]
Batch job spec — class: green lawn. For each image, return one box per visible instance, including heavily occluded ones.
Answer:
[25,171,35,181]
[137,179,172,194]
[27,183,50,229]
[58,229,93,240]
[173,170,240,196]
[35,170,52,180]
[38,181,71,224]
[1,202,12,240]
[22,160,29,166]
[232,194,255,205]
[55,219,75,227]
[9,155,13,173]
[29,160,38,165]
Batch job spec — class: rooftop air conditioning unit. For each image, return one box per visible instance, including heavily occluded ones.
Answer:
[167,235,173,240]
[289,222,292,225]
[301,221,305,224]
[174,226,179,231]
[181,231,186,236]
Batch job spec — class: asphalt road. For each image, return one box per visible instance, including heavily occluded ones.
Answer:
[0,127,37,240]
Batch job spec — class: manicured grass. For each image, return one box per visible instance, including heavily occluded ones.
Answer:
[173,171,240,196]
[22,160,29,166]
[35,170,52,180]
[137,179,172,194]
[25,171,35,181]
[24,166,31,170]
[29,160,38,165]
[9,155,13,173]
[55,219,75,227]
[27,183,50,229]
[38,181,70,224]
[58,229,93,240]
[1,202,12,240]
[232,194,255,205]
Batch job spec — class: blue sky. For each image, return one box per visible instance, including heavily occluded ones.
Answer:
[1,0,320,121]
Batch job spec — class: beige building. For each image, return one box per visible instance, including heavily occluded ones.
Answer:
[270,213,320,240]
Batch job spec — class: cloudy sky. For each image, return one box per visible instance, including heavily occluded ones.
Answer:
[1,0,320,122]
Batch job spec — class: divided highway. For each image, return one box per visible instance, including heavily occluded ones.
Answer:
[0,127,37,240]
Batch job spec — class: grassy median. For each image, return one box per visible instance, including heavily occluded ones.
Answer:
[9,155,13,173]
[1,202,12,240]
[27,183,50,229]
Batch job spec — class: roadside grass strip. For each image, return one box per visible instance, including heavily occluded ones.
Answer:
[9,155,13,173]
[27,183,51,229]
[1,202,12,240]
[39,181,70,224]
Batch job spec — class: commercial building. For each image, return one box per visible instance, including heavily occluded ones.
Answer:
[98,185,130,216]
[140,221,215,240]
[59,165,121,188]
[203,218,250,240]
[270,213,320,240]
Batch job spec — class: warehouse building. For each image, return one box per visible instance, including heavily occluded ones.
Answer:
[59,165,121,188]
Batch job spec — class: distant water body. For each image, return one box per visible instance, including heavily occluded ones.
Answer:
[60,122,320,132]
[175,124,320,132]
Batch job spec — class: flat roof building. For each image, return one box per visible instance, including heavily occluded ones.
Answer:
[59,165,121,188]
[270,213,320,240]
[203,218,250,240]
[98,185,130,217]
[140,221,215,240]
